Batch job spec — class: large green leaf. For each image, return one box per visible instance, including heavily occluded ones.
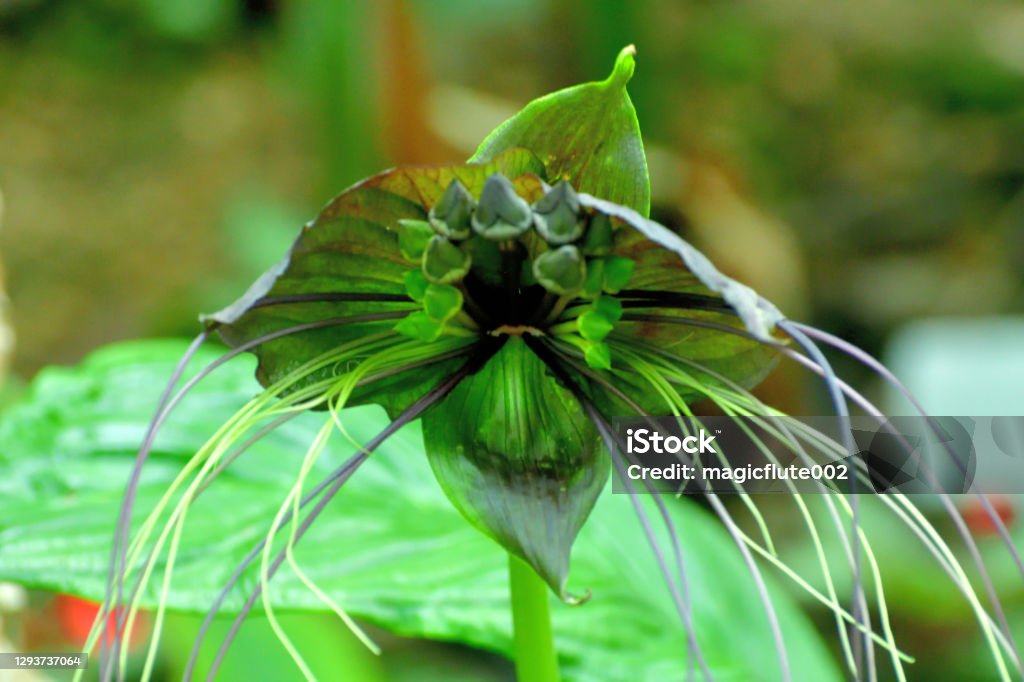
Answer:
[0,340,840,681]
[470,46,651,217]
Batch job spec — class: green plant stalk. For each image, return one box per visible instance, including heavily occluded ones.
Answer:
[509,553,561,682]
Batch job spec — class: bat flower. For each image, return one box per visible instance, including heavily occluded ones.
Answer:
[91,47,1022,682]
[202,47,782,603]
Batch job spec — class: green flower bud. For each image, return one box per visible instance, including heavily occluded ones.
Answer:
[577,310,614,341]
[422,236,472,284]
[394,311,444,342]
[593,295,623,323]
[423,283,463,323]
[584,340,612,370]
[533,181,583,244]
[582,258,605,298]
[471,174,533,240]
[398,219,435,261]
[428,180,475,240]
[403,269,430,302]
[581,212,614,255]
[602,256,635,293]
[533,245,586,295]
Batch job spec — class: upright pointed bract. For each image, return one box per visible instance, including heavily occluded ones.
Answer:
[471,45,651,217]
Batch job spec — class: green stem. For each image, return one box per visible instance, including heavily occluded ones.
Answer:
[508,554,560,682]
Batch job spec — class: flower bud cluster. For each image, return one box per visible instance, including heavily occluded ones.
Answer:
[394,174,634,368]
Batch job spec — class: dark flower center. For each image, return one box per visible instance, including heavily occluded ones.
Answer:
[396,174,633,367]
